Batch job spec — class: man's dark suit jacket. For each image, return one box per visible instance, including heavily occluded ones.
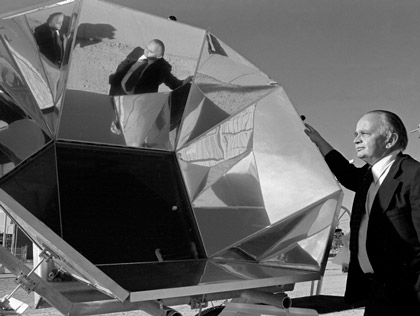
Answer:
[108,47,183,96]
[325,150,420,310]
[34,23,64,66]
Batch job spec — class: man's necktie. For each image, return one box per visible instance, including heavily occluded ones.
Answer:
[125,61,147,92]
[349,167,373,258]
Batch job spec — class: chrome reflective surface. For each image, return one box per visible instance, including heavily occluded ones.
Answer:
[0,90,51,177]
[0,0,342,299]
[67,0,203,96]
[0,1,80,134]
[112,93,173,150]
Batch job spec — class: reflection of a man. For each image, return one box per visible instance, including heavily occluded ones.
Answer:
[34,12,65,66]
[109,39,191,96]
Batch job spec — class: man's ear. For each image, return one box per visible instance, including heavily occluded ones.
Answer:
[386,132,398,149]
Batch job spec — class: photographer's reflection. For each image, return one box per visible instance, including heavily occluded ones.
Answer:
[34,12,66,67]
[108,39,191,96]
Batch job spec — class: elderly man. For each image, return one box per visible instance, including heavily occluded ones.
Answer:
[305,110,420,315]
[34,12,65,66]
[109,39,190,96]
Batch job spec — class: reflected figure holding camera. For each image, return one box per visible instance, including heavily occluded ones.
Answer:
[109,39,191,96]
[34,12,66,67]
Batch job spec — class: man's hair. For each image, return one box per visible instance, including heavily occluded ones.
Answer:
[47,12,64,24]
[151,39,165,57]
[368,110,408,151]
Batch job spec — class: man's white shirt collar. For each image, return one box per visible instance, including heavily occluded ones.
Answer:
[371,150,400,184]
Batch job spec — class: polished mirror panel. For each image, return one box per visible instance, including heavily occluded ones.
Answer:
[177,106,258,204]
[1,1,80,134]
[112,93,173,150]
[25,1,81,134]
[192,153,264,207]
[176,82,230,148]
[178,105,254,169]
[261,198,340,270]
[67,0,204,96]
[216,196,341,270]
[57,89,126,145]
[0,90,51,178]
[195,32,276,116]
[0,25,50,134]
[254,88,340,223]
[194,206,271,257]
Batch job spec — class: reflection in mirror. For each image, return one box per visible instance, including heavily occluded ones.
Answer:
[193,204,270,257]
[192,154,263,208]
[67,0,203,96]
[108,40,192,96]
[196,32,276,116]
[33,12,66,67]
[112,93,173,150]
[0,0,79,135]
[177,104,254,168]
[213,196,340,271]
[0,89,50,178]
[57,89,125,146]
[169,82,191,134]
[176,82,230,148]
[25,1,81,133]
[0,27,50,134]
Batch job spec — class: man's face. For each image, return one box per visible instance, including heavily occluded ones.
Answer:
[354,113,389,165]
[49,15,64,31]
[144,42,162,61]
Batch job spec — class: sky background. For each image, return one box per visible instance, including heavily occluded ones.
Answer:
[1,0,420,233]
[109,0,420,230]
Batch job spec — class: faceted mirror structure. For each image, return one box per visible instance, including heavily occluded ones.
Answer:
[0,0,342,301]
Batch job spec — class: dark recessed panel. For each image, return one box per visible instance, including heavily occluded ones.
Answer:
[0,144,61,235]
[56,143,201,265]
[98,260,206,291]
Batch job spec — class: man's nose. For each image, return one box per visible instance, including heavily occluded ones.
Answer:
[354,135,361,143]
